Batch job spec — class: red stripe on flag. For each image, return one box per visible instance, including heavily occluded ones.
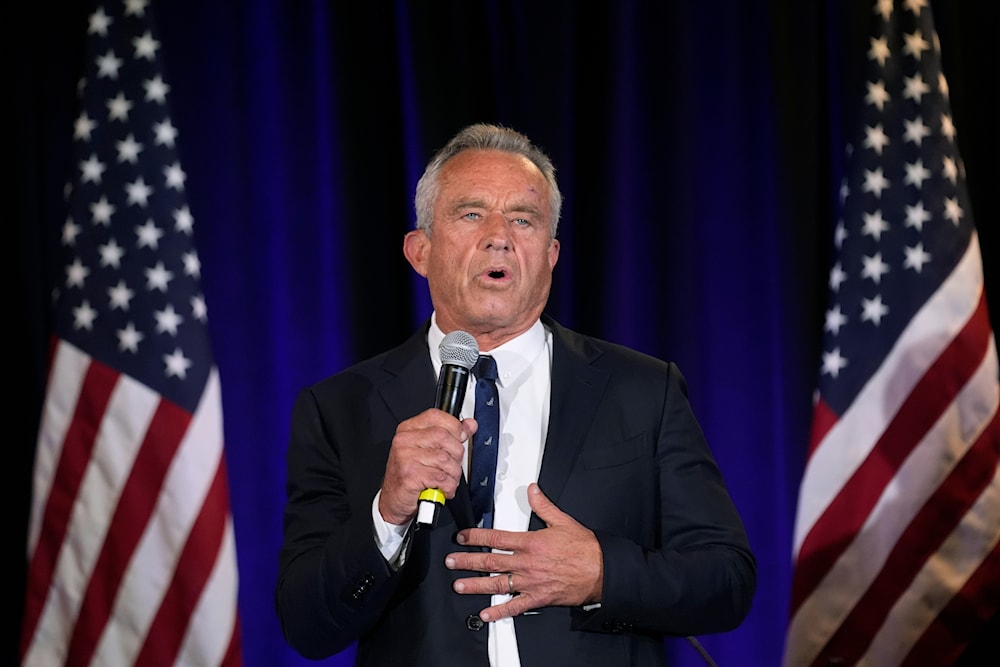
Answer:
[221,619,244,667]
[808,406,1000,666]
[136,456,234,664]
[790,292,993,615]
[45,333,59,385]
[65,397,192,666]
[20,356,120,659]
[806,397,837,459]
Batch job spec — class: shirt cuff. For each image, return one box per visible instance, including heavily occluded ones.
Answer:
[372,490,412,565]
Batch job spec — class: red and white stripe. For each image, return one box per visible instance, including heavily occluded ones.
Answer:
[22,338,241,667]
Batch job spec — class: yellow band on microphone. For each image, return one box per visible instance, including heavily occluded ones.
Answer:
[419,488,446,505]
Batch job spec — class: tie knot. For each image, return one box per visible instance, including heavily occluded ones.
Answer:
[473,355,498,381]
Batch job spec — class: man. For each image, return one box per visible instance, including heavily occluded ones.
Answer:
[275,123,756,666]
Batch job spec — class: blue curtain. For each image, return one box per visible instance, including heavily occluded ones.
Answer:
[13,2,998,666]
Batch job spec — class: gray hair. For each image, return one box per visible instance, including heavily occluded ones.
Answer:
[413,123,562,238]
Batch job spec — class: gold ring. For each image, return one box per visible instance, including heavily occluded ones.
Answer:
[507,572,515,595]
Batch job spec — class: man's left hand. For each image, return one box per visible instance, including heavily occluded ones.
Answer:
[444,483,604,622]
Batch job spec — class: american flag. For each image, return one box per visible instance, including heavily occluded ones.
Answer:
[20,2,242,665]
[783,1,1000,665]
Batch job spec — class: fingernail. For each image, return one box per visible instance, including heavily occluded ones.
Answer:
[480,611,491,622]
[454,581,465,592]
[445,557,455,569]
[456,532,466,544]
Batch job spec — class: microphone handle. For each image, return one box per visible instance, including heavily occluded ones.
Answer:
[435,364,469,417]
[416,364,470,526]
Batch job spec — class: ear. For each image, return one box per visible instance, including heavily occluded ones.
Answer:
[403,230,430,277]
[548,238,560,270]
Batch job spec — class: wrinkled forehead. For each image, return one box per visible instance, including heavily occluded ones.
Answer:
[437,150,552,211]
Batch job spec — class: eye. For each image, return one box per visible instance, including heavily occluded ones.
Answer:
[462,212,481,221]
[512,217,531,227]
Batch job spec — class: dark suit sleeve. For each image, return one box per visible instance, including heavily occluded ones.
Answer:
[571,362,756,637]
[274,384,400,660]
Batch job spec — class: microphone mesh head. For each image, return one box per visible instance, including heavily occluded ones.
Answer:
[439,330,479,369]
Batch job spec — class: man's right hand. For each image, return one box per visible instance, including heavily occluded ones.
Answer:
[378,408,477,525]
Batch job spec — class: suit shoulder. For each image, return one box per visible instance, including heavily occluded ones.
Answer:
[305,351,392,395]
[552,321,676,375]
[299,325,430,403]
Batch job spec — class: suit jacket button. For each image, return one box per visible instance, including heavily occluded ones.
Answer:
[466,615,485,631]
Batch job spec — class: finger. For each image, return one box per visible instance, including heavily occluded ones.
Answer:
[389,431,463,486]
[397,418,472,470]
[446,549,514,575]
[415,437,466,476]
[450,569,524,597]
[451,572,506,596]
[401,408,473,444]
[526,482,566,525]
[460,416,479,438]
[478,594,539,623]
[454,527,524,554]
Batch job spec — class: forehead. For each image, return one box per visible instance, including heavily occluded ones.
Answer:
[438,149,550,205]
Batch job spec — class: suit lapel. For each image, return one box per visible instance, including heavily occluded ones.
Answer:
[378,325,436,422]
[534,319,609,527]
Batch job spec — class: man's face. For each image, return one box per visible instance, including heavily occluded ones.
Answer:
[404,149,560,348]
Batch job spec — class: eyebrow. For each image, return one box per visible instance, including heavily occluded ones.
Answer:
[448,198,544,218]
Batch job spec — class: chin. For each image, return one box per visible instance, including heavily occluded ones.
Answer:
[460,308,512,330]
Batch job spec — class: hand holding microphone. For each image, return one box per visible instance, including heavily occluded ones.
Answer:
[416,331,480,526]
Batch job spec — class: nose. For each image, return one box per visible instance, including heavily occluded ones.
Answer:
[482,213,511,251]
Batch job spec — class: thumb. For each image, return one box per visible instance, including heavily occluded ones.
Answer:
[527,482,566,526]
[460,416,480,439]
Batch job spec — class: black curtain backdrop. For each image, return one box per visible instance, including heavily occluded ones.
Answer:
[11,2,999,666]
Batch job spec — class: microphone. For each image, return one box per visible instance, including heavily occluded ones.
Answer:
[416,330,480,526]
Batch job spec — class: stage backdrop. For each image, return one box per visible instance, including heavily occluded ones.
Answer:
[12,1,999,666]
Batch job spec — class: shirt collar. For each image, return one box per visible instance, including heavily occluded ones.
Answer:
[428,313,547,388]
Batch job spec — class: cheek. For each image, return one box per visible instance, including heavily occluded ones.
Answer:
[427,246,468,283]
[525,260,554,294]
[527,245,557,276]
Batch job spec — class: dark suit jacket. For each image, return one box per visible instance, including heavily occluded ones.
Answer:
[276,316,756,666]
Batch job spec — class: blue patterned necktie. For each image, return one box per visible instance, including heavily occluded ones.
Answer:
[470,355,499,528]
